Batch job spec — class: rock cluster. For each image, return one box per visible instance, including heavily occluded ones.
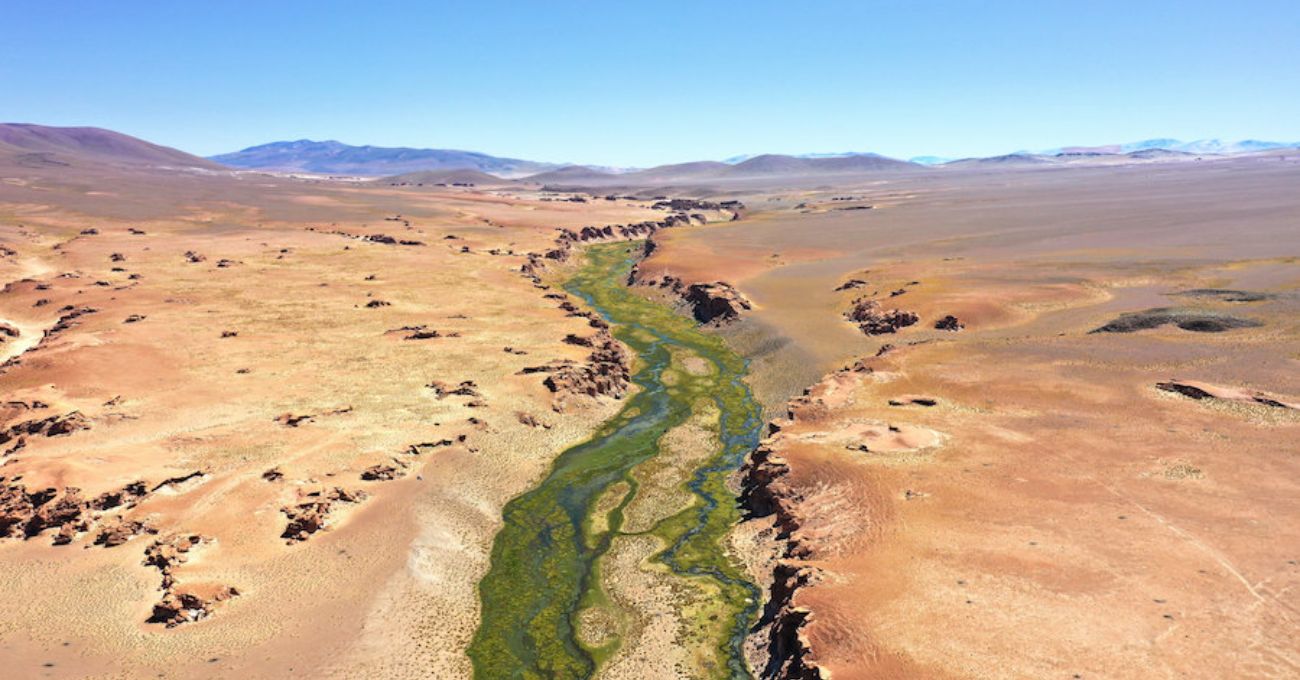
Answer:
[845,298,919,335]
[0,410,90,448]
[649,198,744,213]
[361,462,405,481]
[280,487,368,543]
[307,226,425,246]
[143,533,239,627]
[428,380,481,399]
[521,212,698,283]
[537,330,630,404]
[934,314,965,331]
[0,478,149,545]
[95,517,155,547]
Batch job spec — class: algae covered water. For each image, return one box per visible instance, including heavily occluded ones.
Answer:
[468,242,764,679]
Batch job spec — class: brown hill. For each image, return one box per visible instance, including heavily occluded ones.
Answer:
[379,168,513,186]
[724,153,919,176]
[0,123,223,170]
[521,165,621,184]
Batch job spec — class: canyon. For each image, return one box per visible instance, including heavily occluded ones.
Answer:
[1,124,1297,679]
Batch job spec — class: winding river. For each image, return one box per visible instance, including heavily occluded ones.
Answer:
[468,242,764,679]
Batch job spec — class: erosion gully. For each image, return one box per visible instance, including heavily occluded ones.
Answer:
[468,242,764,679]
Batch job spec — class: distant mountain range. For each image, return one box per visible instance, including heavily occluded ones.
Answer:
[736,139,1300,169]
[525,153,921,186]
[1031,138,1299,157]
[209,140,562,178]
[3,124,1296,184]
[210,137,1299,181]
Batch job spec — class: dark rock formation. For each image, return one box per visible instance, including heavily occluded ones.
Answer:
[934,315,964,331]
[0,410,90,447]
[0,478,150,545]
[361,462,405,481]
[1091,308,1262,333]
[281,487,368,542]
[275,412,314,427]
[845,298,919,335]
[428,380,481,399]
[94,517,155,547]
[684,282,752,324]
[1171,288,1273,303]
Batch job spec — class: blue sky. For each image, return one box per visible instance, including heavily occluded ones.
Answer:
[3,1,1297,166]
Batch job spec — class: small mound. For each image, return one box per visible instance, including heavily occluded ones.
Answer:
[1090,308,1261,334]
[1156,380,1297,410]
[1170,289,1274,303]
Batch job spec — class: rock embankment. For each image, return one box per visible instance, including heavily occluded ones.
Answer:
[739,441,824,680]
[521,213,699,283]
[738,366,881,679]
[520,324,631,410]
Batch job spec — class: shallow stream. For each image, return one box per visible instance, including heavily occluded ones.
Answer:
[468,242,764,679]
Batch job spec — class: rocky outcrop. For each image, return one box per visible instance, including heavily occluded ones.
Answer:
[0,410,90,448]
[428,380,481,399]
[280,487,368,543]
[934,314,965,331]
[2,307,98,373]
[94,517,155,547]
[684,282,752,324]
[1156,380,1298,410]
[361,462,406,481]
[650,198,745,214]
[149,585,240,627]
[143,533,239,627]
[306,226,425,247]
[538,330,630,406]
[0,478,150,545]
[845,297,919,335]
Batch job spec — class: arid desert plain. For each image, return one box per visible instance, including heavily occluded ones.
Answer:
[1,124,1297,680]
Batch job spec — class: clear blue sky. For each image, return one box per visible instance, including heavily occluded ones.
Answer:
[3,1,1297,166]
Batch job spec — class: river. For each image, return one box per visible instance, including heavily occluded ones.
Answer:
[468,241,764,679]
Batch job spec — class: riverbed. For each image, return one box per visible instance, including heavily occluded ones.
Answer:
[468,242,764,679]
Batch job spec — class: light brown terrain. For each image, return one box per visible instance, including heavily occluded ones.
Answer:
[628,159,1300,678]
[0,138,721,678]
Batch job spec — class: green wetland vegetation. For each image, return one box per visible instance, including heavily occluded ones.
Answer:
[468,242,764,679]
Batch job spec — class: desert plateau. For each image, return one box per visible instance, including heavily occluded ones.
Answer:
[3,3,1298,679]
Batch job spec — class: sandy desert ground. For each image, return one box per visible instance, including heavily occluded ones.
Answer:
[0,154,722,677]
[630,158,1300,678]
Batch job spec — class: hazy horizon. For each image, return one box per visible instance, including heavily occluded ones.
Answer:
[4,0,1299,166]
